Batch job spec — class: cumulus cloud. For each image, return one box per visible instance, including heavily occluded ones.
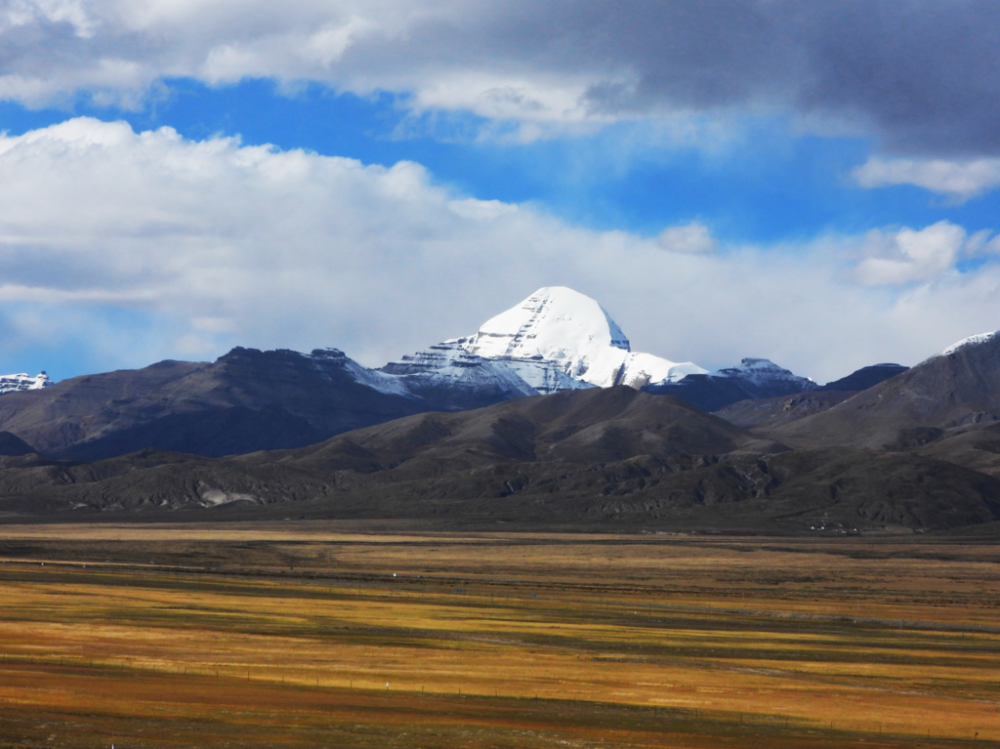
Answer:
[3,1,1000,154]
[3,118,1000,383]
[853,157,1000,201]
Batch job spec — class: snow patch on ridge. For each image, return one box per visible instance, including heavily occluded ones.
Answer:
[342,358,412,396]
[715,358,815,388]
[942,331,1000,356]
[309,348,411,396]
[379,339,538,399]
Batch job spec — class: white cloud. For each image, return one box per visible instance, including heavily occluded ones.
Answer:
[656,222,717,254]
[0,0,605,130]
[4,0,1000,154]
[854,221,968,286]
[2,118,1000,383]
[853,157,1000,201]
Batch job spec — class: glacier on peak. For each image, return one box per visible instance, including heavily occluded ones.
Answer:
[0,371,54,395]
[459,287,707,391]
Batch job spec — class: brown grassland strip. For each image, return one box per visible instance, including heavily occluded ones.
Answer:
[0,524,998,747]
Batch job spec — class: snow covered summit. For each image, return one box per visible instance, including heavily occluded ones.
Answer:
[0,372,53,395]
[375,286,815,409]
[457,287,707,392]
[463,286,630,362]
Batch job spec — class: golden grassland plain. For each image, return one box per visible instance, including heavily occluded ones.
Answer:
[0,523,998,748]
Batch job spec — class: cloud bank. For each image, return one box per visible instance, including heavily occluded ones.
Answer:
[4,1,1000,155]
[2,118,1000,383]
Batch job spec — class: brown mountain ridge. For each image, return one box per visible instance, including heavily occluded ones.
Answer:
[1,386,999,533]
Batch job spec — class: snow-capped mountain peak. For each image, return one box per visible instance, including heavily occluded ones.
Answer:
[464,286,630,359]
[460,287,705,390]
[0,371,53,395]
[368,287,811,409]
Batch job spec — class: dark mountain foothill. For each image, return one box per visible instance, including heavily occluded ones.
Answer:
[1,386,999,535]
[0,431,37,457]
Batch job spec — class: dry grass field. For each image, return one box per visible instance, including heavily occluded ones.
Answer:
[0,523,998,748]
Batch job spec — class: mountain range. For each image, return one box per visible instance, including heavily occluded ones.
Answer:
[2,287,999,534]
[0,287,886,460]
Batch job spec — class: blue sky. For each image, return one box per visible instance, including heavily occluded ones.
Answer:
[3,1,1000,383]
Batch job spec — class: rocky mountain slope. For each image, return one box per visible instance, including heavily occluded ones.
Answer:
[2,320,999,533]
[1,386,997,533]
[713,390,858,431]
[0,348,428,460]
[772,332,1000,450]
[6,288,1000,533]
[714,363,909,430]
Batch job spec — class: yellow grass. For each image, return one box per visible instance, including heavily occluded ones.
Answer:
[0,524,998,747]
